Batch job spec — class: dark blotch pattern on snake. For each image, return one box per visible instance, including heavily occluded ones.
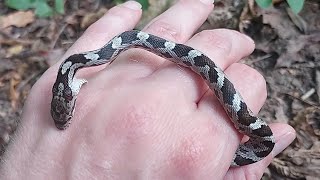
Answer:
[51,30,275,166]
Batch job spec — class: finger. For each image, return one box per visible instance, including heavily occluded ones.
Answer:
[198,63,266,116]
[143,0,214,42]
[186,29,255,70]
[146,29,255,104]
[41,1,143,129]
[55,1,142,67]
[193,63,268,172]
[107,0,214,76]
[224,123,296,180]
[69,1,142,54]
[47,1,143,84]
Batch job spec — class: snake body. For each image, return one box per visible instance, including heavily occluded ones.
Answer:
[51,30,275,166]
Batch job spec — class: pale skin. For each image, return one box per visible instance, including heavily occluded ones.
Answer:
[0,0,296,179]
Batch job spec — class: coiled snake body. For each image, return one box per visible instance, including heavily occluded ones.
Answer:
[51,30,275,166]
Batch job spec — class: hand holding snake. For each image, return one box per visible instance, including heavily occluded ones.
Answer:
[0,1,295,179]
[51,29,275,166]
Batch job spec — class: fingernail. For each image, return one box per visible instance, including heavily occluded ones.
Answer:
[121,1,142,10]
[273,132,296,156]
[200,0,215,5]
[243,34,255,44]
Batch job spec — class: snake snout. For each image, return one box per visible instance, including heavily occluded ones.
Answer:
[50,96,73,128]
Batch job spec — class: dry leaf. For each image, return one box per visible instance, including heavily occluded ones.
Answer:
[0,59,15,75]
[0,11,35,29]
[306,108,320,136]
[287,7,308,33]
[6,44,24,58]
[9,73,21,110]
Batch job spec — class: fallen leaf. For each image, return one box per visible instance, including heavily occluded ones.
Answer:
[306,108,320,136]
[9,72,21,110]
[262,7,297,39]
[287,7,308,33]
[0,59,15,75]
[0,11,35,29]
[6,44,24,58]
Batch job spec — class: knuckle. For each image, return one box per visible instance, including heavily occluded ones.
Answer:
[244,166,264,180]
[211,28,245,39]
[248,67,266,92]
[145,20,184,42]
[195,29,234,55]
[85,6,135,34]
[238,64,267,99]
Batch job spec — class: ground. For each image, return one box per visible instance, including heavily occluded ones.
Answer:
[0,0,319,179]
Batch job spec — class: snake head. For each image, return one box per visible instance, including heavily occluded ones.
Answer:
[51,82,77,130]
[51,77,87,130]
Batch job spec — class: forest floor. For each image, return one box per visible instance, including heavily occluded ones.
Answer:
[0,0,319,179]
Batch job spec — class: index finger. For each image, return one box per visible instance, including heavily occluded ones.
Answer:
[56,1,143,66]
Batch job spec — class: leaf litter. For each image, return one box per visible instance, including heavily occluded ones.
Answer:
[0,0,319,179]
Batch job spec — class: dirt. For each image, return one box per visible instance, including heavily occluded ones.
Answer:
[0,0,319,179]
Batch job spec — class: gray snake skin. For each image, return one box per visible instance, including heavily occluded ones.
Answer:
[51,30,275,166]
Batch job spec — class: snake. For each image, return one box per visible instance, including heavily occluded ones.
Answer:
[50,30,275,166]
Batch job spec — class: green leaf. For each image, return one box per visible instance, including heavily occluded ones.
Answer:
[113,0,125,4]
[34,1,53,17]
[136,0,149,10]
[255,0,272,8]
[55,0,65,14]
[5,0,33,10]
[287,0,304,14]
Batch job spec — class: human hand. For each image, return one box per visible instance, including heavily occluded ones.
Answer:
[0,0,295,179]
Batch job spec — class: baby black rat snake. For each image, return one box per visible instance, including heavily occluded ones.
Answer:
[51,30,275,166]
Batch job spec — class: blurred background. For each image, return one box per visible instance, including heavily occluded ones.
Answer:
[0,0,319,179]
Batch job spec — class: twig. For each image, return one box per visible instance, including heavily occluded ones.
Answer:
[301,88,315,100]
[0,30,33,45]
[316,70,320,103]
[50,24,67,49]
[246,54,273,65]
[281,92,320,108]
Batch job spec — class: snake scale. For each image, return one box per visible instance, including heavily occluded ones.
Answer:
[51,30,275,166]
